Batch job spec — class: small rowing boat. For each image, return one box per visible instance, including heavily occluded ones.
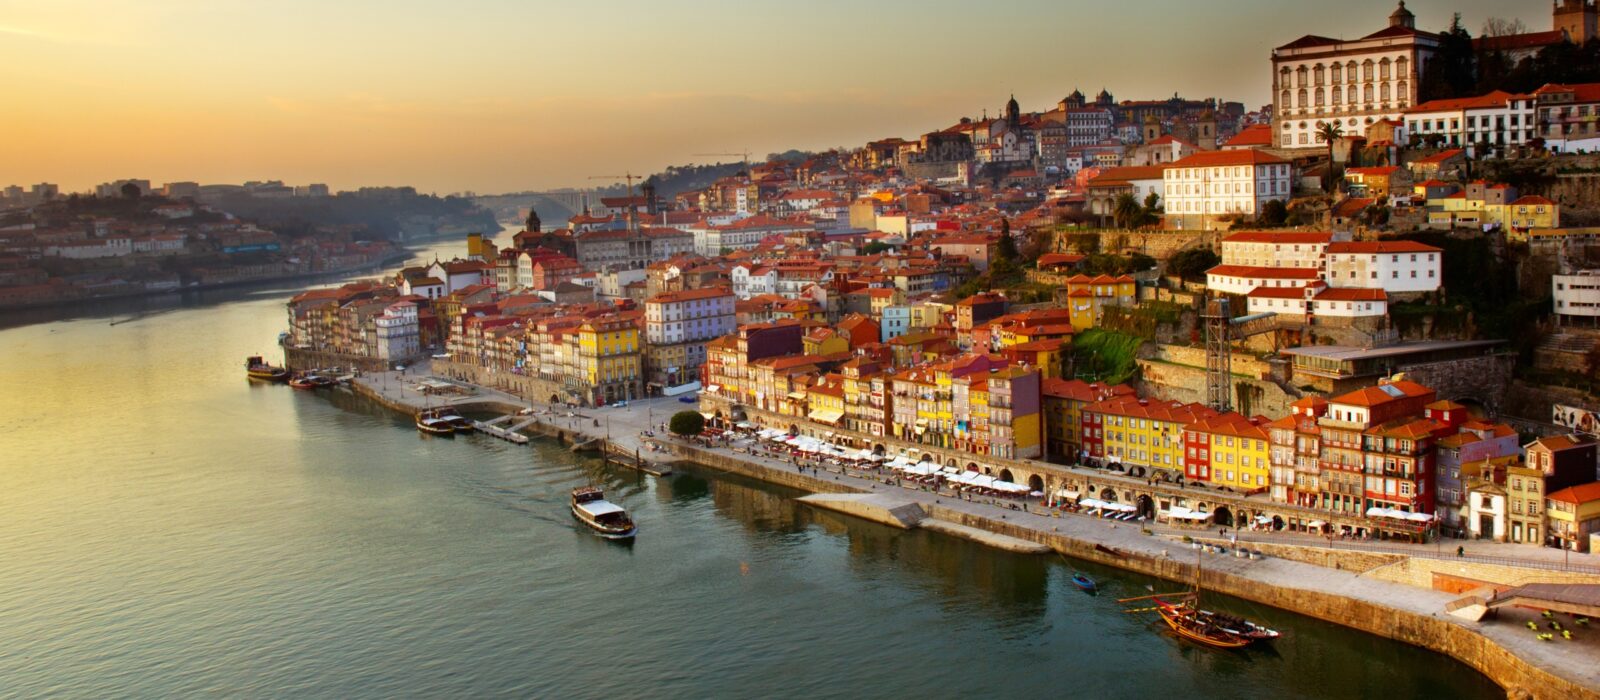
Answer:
[1071,572,1098,593]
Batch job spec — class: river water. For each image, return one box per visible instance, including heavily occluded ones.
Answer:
[0,234,1501,698]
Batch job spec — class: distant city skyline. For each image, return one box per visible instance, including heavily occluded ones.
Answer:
[0,0,1552,194]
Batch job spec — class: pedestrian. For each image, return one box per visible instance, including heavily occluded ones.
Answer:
[1456,545,1464,558]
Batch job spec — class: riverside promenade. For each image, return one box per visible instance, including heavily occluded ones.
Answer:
[343,366,1599,698]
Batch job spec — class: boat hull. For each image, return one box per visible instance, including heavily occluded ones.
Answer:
[1155,600,1252,649]
[572,507,636,539]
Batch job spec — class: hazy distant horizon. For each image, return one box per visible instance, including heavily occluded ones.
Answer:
[0,0,1551,194]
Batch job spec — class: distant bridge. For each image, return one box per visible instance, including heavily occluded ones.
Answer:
[472,191,589,225]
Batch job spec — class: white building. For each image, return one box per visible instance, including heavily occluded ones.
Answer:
[1162,150,1293,230]
[1554,271,1600,326]
[1321,240,1441,294]
[1205,264,1324,296]
[644,287,736,346]
[375,300,420,360]
[1404,90,1537,155]
[1271,2,1436,150]
[1246,282,1389,318]
[1535,82,1600,153]
[1218,231,1338,268]
[730,264,778,299]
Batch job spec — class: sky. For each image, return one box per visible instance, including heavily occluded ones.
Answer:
[0,0,1545,194]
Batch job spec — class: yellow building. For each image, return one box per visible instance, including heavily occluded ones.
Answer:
[802,327,850,356]
[1491,195,1560,232]
[1061,274,1136,329]
[576,316,642,405]
[1184,412,1271,493]
[1547,482,1600,553]
[806,374,847,427]
[1082,395,1217,476]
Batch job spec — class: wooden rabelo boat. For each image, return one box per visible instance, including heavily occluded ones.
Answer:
[1120,551,1281,649]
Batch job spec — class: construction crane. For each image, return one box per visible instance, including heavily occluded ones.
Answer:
[587,173,642,231]
[1202,296,1279,412]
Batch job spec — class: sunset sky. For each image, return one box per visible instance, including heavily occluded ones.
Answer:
[0,0,1544,194]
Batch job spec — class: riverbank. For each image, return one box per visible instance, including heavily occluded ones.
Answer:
[0,251,413,314]
[337,368,1597,699]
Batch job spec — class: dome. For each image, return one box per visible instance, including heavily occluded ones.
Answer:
[1388,1,1415,29]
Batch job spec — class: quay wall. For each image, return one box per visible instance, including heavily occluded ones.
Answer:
[285,347,391,373]
[919,505,1595,700]
[660,438,1595,700]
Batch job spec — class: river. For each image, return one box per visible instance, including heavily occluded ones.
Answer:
[0,233,1502,698]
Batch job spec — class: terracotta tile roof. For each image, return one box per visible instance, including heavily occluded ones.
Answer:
[1167,150,1287,169]
[1547,481,1600,505]
[1325,240,1440,254]
[1207,264,1323,279]
[1408,90,1528,114]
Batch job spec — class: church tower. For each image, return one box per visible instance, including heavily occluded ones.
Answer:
[1004,94,1021,124]
[1555,0,1598,44]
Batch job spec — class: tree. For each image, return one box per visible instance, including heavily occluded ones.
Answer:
[995,217,1018,264]
[1420,14,1475,101]
[669,411,705,437]
[1167,247,1220,282]
[1112,193,1141,229]
[1138,192,1163,228]
[1259,199,1289,227]
[862,241,892,255]
[119,183,142,200]
[1314,121,1344,191]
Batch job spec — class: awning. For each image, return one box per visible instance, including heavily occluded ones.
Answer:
[1307,520,1327,528]
[700,411,716,420]
[787,391,807,401]
[808,409,845,425]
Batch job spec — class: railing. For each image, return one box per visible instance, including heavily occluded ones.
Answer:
[1222,533,1600,576]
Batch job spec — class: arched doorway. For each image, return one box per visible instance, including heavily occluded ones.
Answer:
[921,453,934,463]
[1213,505,1234,528]
[1272,515,1284,531]
[1128,466,1146,478]
[788,424,800,436]
[966,462,980,472]
[872,444,886,456]
[1100,487,1118,501]
[999,469,1015,483]
[1137,494,1155,519]
[1028,474,1045,493]
[947,458,958,469]
[549,393,560,404]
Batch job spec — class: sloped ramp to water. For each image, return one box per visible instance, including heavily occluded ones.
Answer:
[797,493,927,529]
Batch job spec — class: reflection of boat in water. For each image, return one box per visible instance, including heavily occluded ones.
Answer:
[571,486,636,540]
[416,408,456,436]
[245,355,288,382]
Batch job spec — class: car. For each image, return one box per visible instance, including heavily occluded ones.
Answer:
[678,396,696,403]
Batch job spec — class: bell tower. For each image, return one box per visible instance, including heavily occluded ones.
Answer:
[1555,0,1598,44]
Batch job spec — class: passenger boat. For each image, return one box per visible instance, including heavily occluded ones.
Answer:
[438,410,475,432]
[245,355,289,382]
[1071,572,1098,593]
[415,408,456,436]
[571,486,636,540]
